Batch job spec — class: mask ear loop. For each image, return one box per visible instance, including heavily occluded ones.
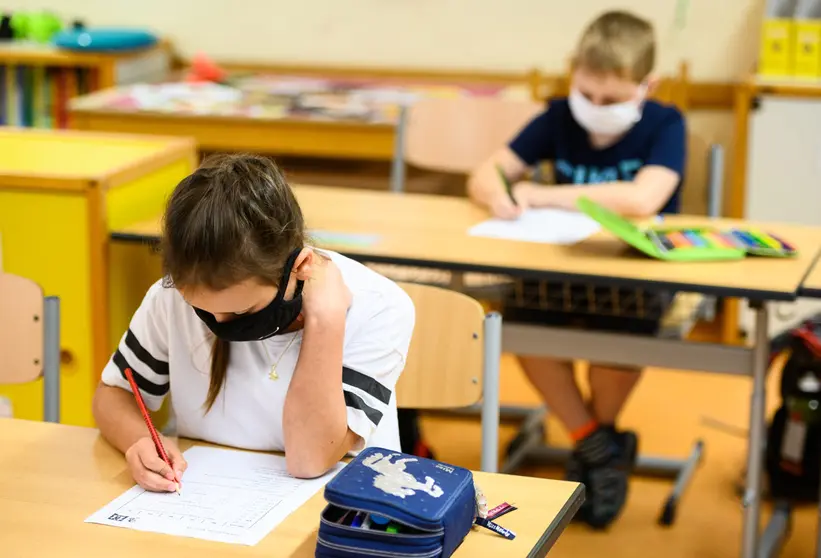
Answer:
[276,248,305,302]
[633,82,649,123]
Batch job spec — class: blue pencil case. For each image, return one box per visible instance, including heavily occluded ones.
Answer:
[316,447,478,558]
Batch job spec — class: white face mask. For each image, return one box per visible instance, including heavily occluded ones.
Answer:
[568,87,645,136]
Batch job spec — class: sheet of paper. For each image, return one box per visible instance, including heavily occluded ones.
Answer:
[85,445,344,546]
[468,208,601,245]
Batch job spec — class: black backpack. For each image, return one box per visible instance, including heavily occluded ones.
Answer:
[765,320,821,503]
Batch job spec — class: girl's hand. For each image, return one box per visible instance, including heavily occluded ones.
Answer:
[125,435,187,492]
[301,257,352,322]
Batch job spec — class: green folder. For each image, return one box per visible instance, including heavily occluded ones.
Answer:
[576,197,747,262]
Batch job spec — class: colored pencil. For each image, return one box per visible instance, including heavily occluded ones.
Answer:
[704,231,732,249]
[496,165,517,206]
[123,367,181,494]
[747,230,781,250]
[730,229,759,249]
[767,232,796,252]
[664,231,690,248]
[682,230,707,247]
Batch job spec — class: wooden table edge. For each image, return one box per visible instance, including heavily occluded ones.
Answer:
[529,483,585,558]
[108,229,815,303]
[797,251,821,299]
[68,105,398,129]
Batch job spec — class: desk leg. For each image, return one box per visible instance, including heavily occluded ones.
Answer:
[481,312,502,474]
[741,301,769,558]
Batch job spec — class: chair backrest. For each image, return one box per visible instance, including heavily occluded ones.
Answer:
[402,96,545,175]
[0,272,44,384]
[395,282,485,409]
[528,61,690,112]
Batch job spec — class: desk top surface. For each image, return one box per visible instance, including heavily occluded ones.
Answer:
[112,185,821,300]
[0,128,193,183]
[0,419,582,557]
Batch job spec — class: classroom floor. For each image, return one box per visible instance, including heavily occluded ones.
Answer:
[420,354,819,557]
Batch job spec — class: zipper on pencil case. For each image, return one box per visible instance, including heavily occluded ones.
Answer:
[317,536,443,558]
[320,514,440,539]
[323,504,444,535]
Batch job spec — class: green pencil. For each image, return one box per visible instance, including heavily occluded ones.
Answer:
[496,165,517,206]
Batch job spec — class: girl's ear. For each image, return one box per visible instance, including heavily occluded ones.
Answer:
[292,247,314,281]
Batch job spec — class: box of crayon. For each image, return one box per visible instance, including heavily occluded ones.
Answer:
[647,227,797,258]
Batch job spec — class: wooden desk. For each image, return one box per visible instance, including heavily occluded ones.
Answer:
[113,185,821,301]
[111,185,821,558]
[0,419,583,557]
[0,128,196,427]
[68,74,527,161]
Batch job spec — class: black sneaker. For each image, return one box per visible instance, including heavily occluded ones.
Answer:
[583,430,638,530]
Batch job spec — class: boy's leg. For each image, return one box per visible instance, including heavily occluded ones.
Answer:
[519,356,628,528]
[519,356,591,432]
[580,364,642,529]
[588,365,643,427]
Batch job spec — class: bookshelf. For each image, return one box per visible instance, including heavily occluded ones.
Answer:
[0,40,171,128]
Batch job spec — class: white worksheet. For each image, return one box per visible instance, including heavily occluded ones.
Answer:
[85,446,344,545]
[468,208,601,245]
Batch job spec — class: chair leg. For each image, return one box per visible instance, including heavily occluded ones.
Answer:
[758,501,792,558]
[42,296,60,423]
[480,312,503,473]
[501,406,547,474]
[658,439,705,526]
[389,106,408,193]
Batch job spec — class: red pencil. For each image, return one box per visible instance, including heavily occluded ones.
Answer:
[124,367,181,495]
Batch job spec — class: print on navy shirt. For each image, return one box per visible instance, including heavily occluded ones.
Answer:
[509,98,687,214]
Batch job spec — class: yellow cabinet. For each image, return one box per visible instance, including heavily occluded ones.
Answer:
[0,129,196,426]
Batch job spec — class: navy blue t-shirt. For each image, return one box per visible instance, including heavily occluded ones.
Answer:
[508,98,686,214]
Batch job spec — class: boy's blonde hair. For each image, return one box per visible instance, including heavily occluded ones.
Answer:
[573,11,655,83]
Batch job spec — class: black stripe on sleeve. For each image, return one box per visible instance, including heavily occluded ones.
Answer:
[125,329,169,376]
[113,350,169,397]
[342,366,391,405]
[344,390,383,427]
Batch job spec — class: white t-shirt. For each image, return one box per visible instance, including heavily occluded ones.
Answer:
[101,250,415,453]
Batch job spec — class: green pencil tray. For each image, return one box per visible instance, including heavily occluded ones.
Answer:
[576,197,746,262]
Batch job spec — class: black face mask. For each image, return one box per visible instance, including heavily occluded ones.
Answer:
[193,249,304,342]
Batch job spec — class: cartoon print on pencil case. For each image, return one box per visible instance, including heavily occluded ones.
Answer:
[363,452,444,499]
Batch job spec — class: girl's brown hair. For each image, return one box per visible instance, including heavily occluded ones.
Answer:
[161,153,306,412]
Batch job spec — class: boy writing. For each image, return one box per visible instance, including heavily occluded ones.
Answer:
[468,11,686,529]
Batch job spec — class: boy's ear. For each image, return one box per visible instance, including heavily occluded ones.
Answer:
[644,73,660,96]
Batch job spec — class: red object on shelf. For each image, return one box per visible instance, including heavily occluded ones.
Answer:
[186,52,227,83]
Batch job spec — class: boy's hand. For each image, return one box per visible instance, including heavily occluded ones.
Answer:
[511,182,537,211]
[125,435,187,492]
[489,193,522,220]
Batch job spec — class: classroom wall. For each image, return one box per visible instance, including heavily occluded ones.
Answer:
[10,0,763,79]
[8,0,763,214]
